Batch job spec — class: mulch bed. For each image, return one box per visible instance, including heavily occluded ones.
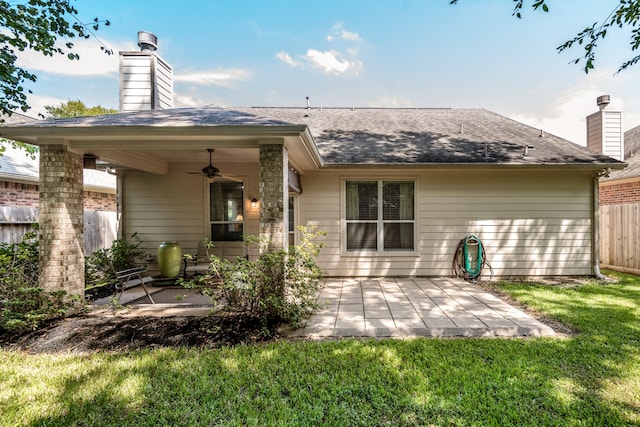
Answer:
[1,278,581,354]
[0,312,282,354]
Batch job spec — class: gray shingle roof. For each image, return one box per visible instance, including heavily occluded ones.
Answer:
[2,107,292,128]
[1,106,623,167]
[0,145,116,191]
[1,113,115,190]
[0,111,37,124]
[236,107,622,166]
[624,124,640,159]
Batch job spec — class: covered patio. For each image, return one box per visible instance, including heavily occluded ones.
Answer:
[94,277,555,338]
[0,108,321,298]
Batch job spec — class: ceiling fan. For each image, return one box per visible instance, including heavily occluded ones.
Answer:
[189,148,220,179]
[188,148,242,182]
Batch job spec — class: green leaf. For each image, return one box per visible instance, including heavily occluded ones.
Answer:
[0,0,111,116]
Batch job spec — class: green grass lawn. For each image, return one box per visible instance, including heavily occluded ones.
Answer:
[1,271,639,426]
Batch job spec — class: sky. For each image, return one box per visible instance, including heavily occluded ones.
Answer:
[15,0,640,146]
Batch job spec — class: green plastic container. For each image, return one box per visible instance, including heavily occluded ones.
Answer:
[157,241,182,279]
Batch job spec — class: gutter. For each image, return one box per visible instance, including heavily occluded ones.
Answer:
[299,127,324,169]
[0,125,310,145]
[317,162,626,171]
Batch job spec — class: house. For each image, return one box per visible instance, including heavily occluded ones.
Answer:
[1,113,117,253]
[598,122,640,205]
[597,114,640,274]
[0,32,626,298]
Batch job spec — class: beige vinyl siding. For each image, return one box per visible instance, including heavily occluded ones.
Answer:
[587,110,623,161]
[602,111,623,160]
[299,168,593,277]
[154,56,173,109]
[123,163,594,278]
[123,162,260,270]
[587,112,603,154]
[119,53,173,111]
[120,55,153,111]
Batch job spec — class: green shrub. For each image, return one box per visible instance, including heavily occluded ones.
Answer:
[184,226,325,327]
[85,232,147,298]
[0,230,77,332]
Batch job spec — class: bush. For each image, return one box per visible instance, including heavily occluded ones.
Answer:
[85,232,147,299]
[184,226,325,328]
[0,230,77,332]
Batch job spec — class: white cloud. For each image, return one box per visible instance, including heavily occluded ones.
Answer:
[15,38,131,76]
[304,49,362,75]
[327,23,362,42]
[173,94,200,108]
[368,96,415,108]
[24,94,66,118]
[509,69,640,146]
[276,51,301,67]
[346,47,360,56]
[174,92,231,109]
[341,30,361,41]
[278,23,363,76]
[174,69,251,89]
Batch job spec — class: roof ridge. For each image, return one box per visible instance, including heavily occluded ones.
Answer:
[243,106,460,110]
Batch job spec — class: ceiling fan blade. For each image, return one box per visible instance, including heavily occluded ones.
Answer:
[218,173,243,183]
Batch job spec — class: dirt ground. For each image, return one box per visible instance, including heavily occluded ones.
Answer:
[0,310,282,354]
[0,305,571,355]
[0,278,581,354]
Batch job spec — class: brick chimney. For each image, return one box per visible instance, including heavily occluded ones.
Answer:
[119,31,174,112]
[586,95,624,161]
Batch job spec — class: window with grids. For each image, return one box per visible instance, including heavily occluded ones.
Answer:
[210,181,244,241]
[345,180,415,252]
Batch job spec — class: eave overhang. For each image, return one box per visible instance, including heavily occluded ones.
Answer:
[317,162,627,171]
[0,124,324,175]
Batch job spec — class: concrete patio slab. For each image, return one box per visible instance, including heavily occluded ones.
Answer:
[96,277,555,339]
[287,277,556,338]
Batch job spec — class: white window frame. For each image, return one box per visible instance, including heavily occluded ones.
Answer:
[342,178,417,255]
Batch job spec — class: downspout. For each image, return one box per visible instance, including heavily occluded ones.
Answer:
[117,173,124,238]
[592,168,610,279]
[107,168,125,238]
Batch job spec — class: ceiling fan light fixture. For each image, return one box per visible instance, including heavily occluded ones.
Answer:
[188,148,232,181]
[198,148,220,181]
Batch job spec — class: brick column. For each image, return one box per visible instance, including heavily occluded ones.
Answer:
[259,143,288,251]
[39,145,85,298]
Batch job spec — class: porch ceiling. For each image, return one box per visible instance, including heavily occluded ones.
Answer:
[93,147,260,176]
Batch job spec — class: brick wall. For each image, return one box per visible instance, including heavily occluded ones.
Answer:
[600,179,640,205]
[83,190,116,211]
[0,181,115,211]
[0,182,39,207]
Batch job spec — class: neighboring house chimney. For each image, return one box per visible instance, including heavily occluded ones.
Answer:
[586,95,624,161]
[119,31,174,112]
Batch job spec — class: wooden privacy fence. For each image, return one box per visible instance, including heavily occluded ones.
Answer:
[83,211,118,254]
[0,206,117,255]
[600,202,640,274]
